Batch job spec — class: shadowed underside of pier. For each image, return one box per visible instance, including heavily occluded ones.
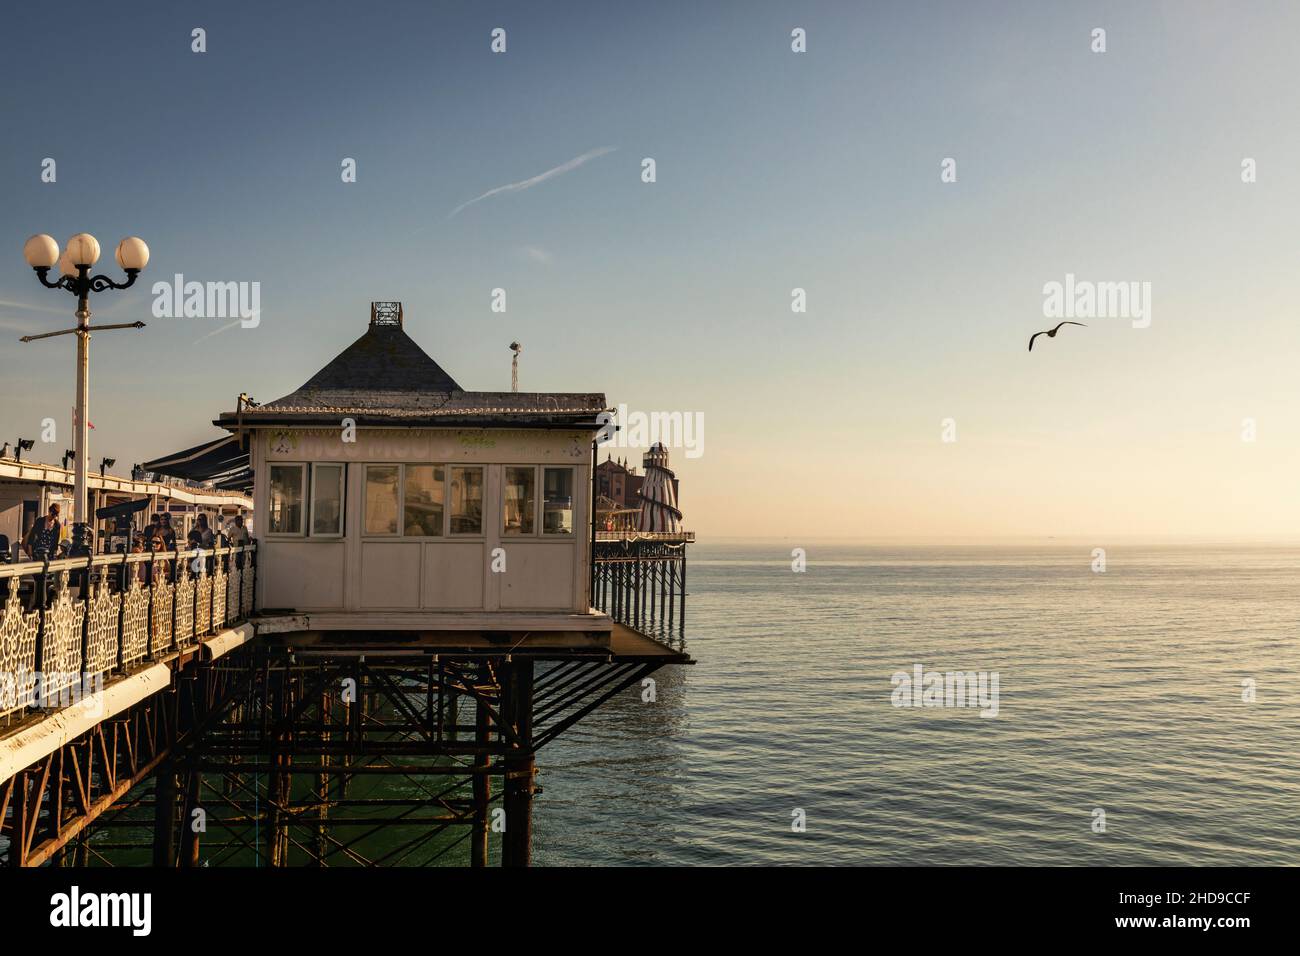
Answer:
[149,628,687,867]
[1,625,689,868]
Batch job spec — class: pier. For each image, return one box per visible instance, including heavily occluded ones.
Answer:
[0,302,695,867]
[0,543,257,866]
[0,543,688,866]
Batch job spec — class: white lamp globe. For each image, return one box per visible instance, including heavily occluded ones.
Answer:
[65,233,100,268]
[23,234,60,269]
[114,236,150,271]
[58,252,79,277]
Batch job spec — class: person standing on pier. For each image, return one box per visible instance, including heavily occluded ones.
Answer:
[158,513,177,550]
[189,514,215,571]
[128,533,147,584]
[22,503,63,561]
[146,529,172,586]
[195,514,215,549]
[225,515,250,568]
[21,503,63,609]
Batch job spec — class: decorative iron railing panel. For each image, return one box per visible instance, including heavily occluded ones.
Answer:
[0,588,40,716]
[195,566,212,638]
[40,574,87,707]
[151,576,174,653]
[225,561,241,626]
[120,574,151,669]
[84,580,121,679]
[240,557,255,613]
[0,544,257,723]
[211,563,227,630]
[592,537,688,639]
[174,565,195,647]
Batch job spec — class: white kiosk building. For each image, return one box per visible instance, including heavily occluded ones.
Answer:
[215,302,611,638]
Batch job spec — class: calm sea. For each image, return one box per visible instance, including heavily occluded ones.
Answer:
[533,541,1300,866]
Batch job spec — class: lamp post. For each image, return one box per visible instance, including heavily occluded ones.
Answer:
[21,233,149,552]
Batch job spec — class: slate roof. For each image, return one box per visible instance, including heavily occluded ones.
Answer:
[216,313,607,430]
[297,324,463,394]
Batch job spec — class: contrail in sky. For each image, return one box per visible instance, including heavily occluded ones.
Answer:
[447,146,617,219]
[192,319,243,345]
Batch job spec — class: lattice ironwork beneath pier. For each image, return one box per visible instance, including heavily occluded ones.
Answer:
[45,639,684,868]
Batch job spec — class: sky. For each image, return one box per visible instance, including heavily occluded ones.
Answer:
[2,0,1300,540]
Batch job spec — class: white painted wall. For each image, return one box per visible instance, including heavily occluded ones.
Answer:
[254,427,593,618]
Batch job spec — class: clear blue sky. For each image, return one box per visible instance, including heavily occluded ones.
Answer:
[3,0,1300,538]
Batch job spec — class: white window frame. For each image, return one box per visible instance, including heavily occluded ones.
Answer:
[266,462,307,537]
[448,465,486,537]
[361,463,491,539]
[363,464,402,537]
[541,466,577,536]
[401,463,447,538]
[502,464,540,537]
[309,463,346,538]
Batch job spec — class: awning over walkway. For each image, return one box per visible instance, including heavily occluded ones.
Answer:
[142,435,251,490]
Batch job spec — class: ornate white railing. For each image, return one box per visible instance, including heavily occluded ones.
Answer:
[595,530,695,543]
[0,543,257,723]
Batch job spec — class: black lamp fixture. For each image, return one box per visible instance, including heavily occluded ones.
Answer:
[99,456,115,476]
[62,448,75,470]
[21,232,149,547]
[13,438,34,463]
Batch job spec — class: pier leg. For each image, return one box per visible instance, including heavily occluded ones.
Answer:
[181,770,202,867]
[266,672,291,867]
[471,665,492,868]
[267,753,292,866]
[445,682,458,743]
[500,660,534,868]
[613,561,621,621]
[152,767,177,867]
[316,690,330,866]
[679,554,687,634]
[660,560,667,633]
[9,772,30,867]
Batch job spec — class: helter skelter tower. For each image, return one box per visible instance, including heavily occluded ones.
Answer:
[638,441,683,532]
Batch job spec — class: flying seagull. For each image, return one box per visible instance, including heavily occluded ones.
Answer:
[1028,321,1086,352]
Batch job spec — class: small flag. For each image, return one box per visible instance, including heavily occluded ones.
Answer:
[72,407,95,430]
